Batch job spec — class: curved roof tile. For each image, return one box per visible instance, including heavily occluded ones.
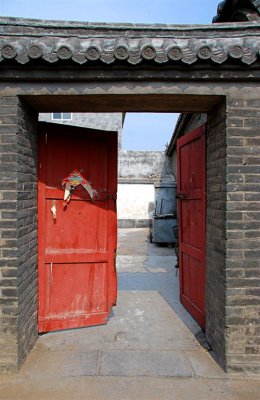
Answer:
[0,17,259,67]
[0,36,259,66]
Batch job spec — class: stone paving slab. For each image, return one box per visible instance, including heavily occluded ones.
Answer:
[117,228,149,256]
[1,376,260,400]
[187,350,227,378]
[99,349,194,377]
[20,349,99,378]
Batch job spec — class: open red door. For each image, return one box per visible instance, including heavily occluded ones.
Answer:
[177,125,206,329]
[38,122,117,333]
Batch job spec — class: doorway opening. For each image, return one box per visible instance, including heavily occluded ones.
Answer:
[18,92,225,374]
[38,109,205,330]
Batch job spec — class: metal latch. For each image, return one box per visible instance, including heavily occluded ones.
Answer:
[176,192,187,200]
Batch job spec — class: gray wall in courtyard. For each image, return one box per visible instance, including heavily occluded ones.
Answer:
[119,151,172,181]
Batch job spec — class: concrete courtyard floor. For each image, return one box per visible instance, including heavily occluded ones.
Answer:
[1,228,259,399]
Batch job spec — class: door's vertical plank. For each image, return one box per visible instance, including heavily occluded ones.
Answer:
[90,263,107,313]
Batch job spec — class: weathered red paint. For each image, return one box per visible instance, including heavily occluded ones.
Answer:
[38,123,117,332]
[177,125,206,329]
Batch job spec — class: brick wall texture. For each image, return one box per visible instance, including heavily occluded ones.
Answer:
[206,96,260,373]
[0,97,38,372]
[206,101,227,369]
[224,96,260,373]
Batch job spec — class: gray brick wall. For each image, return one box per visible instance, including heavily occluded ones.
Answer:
[0,96,19,373]
[225,96,260,373]
[0,97,38,372]
[17,99,38,369]
[206,101,227,369]
[206,96,260,373]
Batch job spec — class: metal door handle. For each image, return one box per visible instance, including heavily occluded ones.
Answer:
[176,193,187,200]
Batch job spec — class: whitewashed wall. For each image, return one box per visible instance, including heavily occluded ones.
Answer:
[117,184,154,226]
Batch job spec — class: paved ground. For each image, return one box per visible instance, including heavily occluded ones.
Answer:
[1,228,259,399]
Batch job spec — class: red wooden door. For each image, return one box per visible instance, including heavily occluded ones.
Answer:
[38,122,117,333]
[177,125,206,329]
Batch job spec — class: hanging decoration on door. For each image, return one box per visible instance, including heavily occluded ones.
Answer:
[62,170,98,207]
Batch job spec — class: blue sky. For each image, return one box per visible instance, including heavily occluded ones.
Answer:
[0,0,220,150]
[0,1,218,25]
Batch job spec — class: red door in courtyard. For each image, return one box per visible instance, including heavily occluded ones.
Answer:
[177,125,206,329]
[38,123,117,333]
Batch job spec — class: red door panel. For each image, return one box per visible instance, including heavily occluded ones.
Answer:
[177,125,206,329]
[44,199,109,252]
[42,262,108,332]
[38,123,117,333]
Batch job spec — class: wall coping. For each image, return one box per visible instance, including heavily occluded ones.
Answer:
[0,17,259,66]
